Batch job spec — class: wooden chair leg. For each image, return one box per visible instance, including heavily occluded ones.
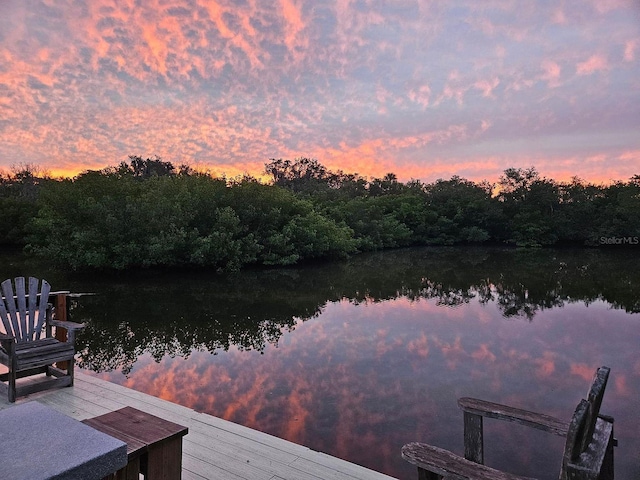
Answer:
[9,361,17,403]
[599,429,615,480]
[68,356,75,386]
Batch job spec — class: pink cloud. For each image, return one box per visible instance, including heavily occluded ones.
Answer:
[407,333,429,358]
[408,85,431,108]
[471,343,496,363]
[551,8,566,24]
[540,59,562,87]
[534,352,556,379]
[614,374,630,397]
[624,40,636,62]
[473,16,528,42]
[479,120,492,133]
[435,83,466,106]
[0,0,637,188]
[280,0,308,63]
[197,0,266,70]
[592,0,629,15]
[474,77,500,98]
[576,54,608,75]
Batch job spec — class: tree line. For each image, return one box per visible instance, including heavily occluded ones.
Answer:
[1,156,638,271]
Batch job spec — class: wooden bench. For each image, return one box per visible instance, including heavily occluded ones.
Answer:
[402,366,616,480]
[82,406,189,480]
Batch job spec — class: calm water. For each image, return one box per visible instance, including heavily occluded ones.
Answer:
[1,247,639,479]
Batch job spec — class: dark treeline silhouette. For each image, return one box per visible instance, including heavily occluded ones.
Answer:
[1,156,638,271]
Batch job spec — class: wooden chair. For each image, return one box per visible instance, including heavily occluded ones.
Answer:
[402,366,616,480]
[0,277,84,402]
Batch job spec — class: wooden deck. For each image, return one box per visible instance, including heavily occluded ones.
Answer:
[0,372,397,480]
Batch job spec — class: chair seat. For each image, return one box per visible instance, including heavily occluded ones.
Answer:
[14,338,62,350]
[11,338,75,371]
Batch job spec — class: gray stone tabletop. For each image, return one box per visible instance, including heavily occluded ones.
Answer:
[0,401,127,480]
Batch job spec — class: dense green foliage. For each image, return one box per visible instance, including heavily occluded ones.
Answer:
[1,156,638,271]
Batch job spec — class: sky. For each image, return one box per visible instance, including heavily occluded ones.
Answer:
[1,0,639,184]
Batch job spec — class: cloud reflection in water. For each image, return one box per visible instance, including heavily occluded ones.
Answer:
[91,294,640,479]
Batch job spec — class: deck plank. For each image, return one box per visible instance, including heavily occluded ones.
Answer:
[0,372,397,480]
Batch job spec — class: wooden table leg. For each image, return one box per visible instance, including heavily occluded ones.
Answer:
[143,436,184,480]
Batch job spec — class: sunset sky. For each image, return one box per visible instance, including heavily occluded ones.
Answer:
[1,0,639,183]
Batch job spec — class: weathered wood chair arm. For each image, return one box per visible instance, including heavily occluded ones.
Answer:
[0,332,14,343]
[458,397,569,436]
[49,319,85,344]
[49,320,85,331]
[401,442,536,480]
[0,332,14,348]
[0,333,15,356]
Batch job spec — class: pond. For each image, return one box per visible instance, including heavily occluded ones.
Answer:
[1,246,639,479]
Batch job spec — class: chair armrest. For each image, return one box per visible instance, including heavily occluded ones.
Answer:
[0,332,15,354]
[401,442,535,480]
[50,320,85,331]
[458,397,569,436]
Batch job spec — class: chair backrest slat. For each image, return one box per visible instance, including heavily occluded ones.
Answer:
[581,366,609,452]
[563,399,589,465]
[0,277,51,342]
[34,279,50,340]
[1,279,21,339]
[27,277,39,339]
[0,285,13,336]
[15,277,27,342]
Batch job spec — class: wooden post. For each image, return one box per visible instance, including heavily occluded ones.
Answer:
[417,467,442,480]
[463,411,484,464]
[54,293,68,369]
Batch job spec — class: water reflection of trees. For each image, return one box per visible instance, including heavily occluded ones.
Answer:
[70,247,640,373]
[73,271,322,374]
